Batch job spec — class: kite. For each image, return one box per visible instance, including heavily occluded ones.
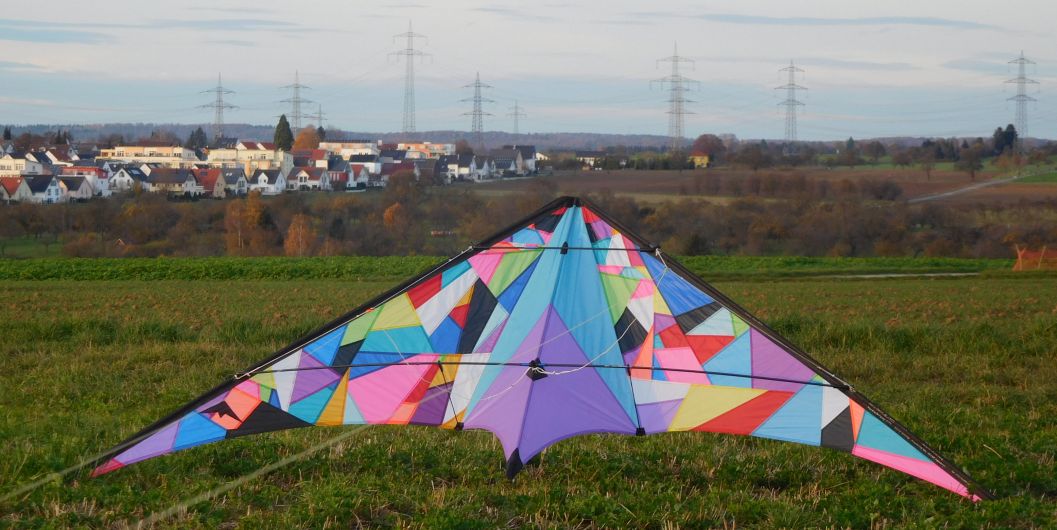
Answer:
[91,196,988,500]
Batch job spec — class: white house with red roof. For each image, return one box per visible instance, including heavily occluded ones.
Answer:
[0,176,33,203]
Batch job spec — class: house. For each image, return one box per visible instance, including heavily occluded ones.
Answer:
[348,164,370,190]
[505,145,538,174]
[378,149,408,164]
[489,147,524,176]
[98,142,198,168]
[207,141,289,175]
[454,153,476,180]
[249,169,286,195]
[194,168,221,197]
[61,165,109,197]
[109,167,150,192]
[0,177,33,203]
[348,154,381,175]
[575,150,607,169]
[58,176,93,201]
[376,161,418,187]
[411,159,442,184]
[436,155,460,183]
[26,175,65,203]
[146,168,199,196]
[689,152,711,168]
[0,152,45,179]
[471,157,495,181]
[216,168,248,197]
[44,146,78,166]
[319,140,380,159]
[288,167,329,191]
[397,142,454,159]
[325,157,351,190]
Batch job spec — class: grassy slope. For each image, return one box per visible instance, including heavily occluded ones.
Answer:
[0,255,1016,281]
[1,276,1055,528]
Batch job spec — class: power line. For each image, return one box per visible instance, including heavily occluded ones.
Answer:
[653,42,698,153]
[390,21,429,137]
[776,60,806,143]
[462,72,494,151]
[1006,51,1038,149]
[507,100,527,140]
[281,70,312,130]
[199,73,236,141]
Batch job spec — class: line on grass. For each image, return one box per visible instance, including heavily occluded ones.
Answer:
[135,424,372,528]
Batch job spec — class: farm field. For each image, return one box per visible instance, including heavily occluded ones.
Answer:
[2,267,1056,527]
[471,166,1028,202]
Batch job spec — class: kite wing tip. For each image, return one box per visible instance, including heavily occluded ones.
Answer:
[90,458,123,478]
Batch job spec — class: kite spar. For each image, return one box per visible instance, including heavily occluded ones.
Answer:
[91,196,989,500]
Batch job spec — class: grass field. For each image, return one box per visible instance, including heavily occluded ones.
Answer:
[1019,171,1057,184]
[0,255,1015,281]
[2,265,1055,528]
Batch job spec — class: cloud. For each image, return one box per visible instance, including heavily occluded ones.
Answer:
[0,20,114,44]
[159,18,299,31]
[206,39,255,47]
[700,14,1000,30]
[620,12,1000,30]
[470,6,559,23]
[803,58,918,71]
[0,61,43,71]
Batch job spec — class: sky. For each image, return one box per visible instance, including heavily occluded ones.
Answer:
[1,0,1055,141]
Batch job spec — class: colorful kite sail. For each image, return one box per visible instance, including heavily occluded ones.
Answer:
[92,196,988,500]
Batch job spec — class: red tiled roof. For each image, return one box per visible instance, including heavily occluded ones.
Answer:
[0,177,24,196]
[196,168,221,190]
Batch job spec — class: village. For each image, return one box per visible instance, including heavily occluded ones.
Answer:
[0,137,543,204]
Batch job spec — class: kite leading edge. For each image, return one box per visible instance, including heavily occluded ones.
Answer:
[91,196,989,501]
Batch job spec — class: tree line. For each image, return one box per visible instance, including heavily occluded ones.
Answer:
[1,171,1052,260]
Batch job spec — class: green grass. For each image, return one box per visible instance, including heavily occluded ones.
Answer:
[1018,171,1057,184]
[0,255,1014,281]
[1,276,1055,528]
[0,237,62,259]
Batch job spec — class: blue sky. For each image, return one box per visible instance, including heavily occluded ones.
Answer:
[1,0,1055,140]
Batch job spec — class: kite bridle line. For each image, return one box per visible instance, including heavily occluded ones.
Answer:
[239,361,848,390]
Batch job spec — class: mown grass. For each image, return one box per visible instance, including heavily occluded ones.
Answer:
[1019,172,1057,184]
[1,277,1055,528]
[0,255,1014,282]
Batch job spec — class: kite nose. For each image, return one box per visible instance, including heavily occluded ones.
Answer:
[527,359,548,380]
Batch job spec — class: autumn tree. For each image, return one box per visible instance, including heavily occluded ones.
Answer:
[863,141,887,163]
[690,134,727,161]
[274,114,294,151]
[284,213,316,256]
[734,143,772,171]
[955,143,986,180]
[914,147,936,180]
[455,139,474,156]
[224,199,247,254]
[293,127,321,150]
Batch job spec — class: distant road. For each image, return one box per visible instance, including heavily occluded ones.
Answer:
[907,174,1022,203]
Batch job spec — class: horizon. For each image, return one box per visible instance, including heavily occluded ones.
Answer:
[1,1,1055,140]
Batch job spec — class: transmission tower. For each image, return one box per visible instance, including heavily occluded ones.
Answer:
[390,21,429,136]
[1006,51,1038,149]
[653,43,698,153]
[199,73,236,141]
[313,104,326,129]
[462,72,494,151]
[507,100,527,140]
[776,60,806,143]
[281,70,312,130]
